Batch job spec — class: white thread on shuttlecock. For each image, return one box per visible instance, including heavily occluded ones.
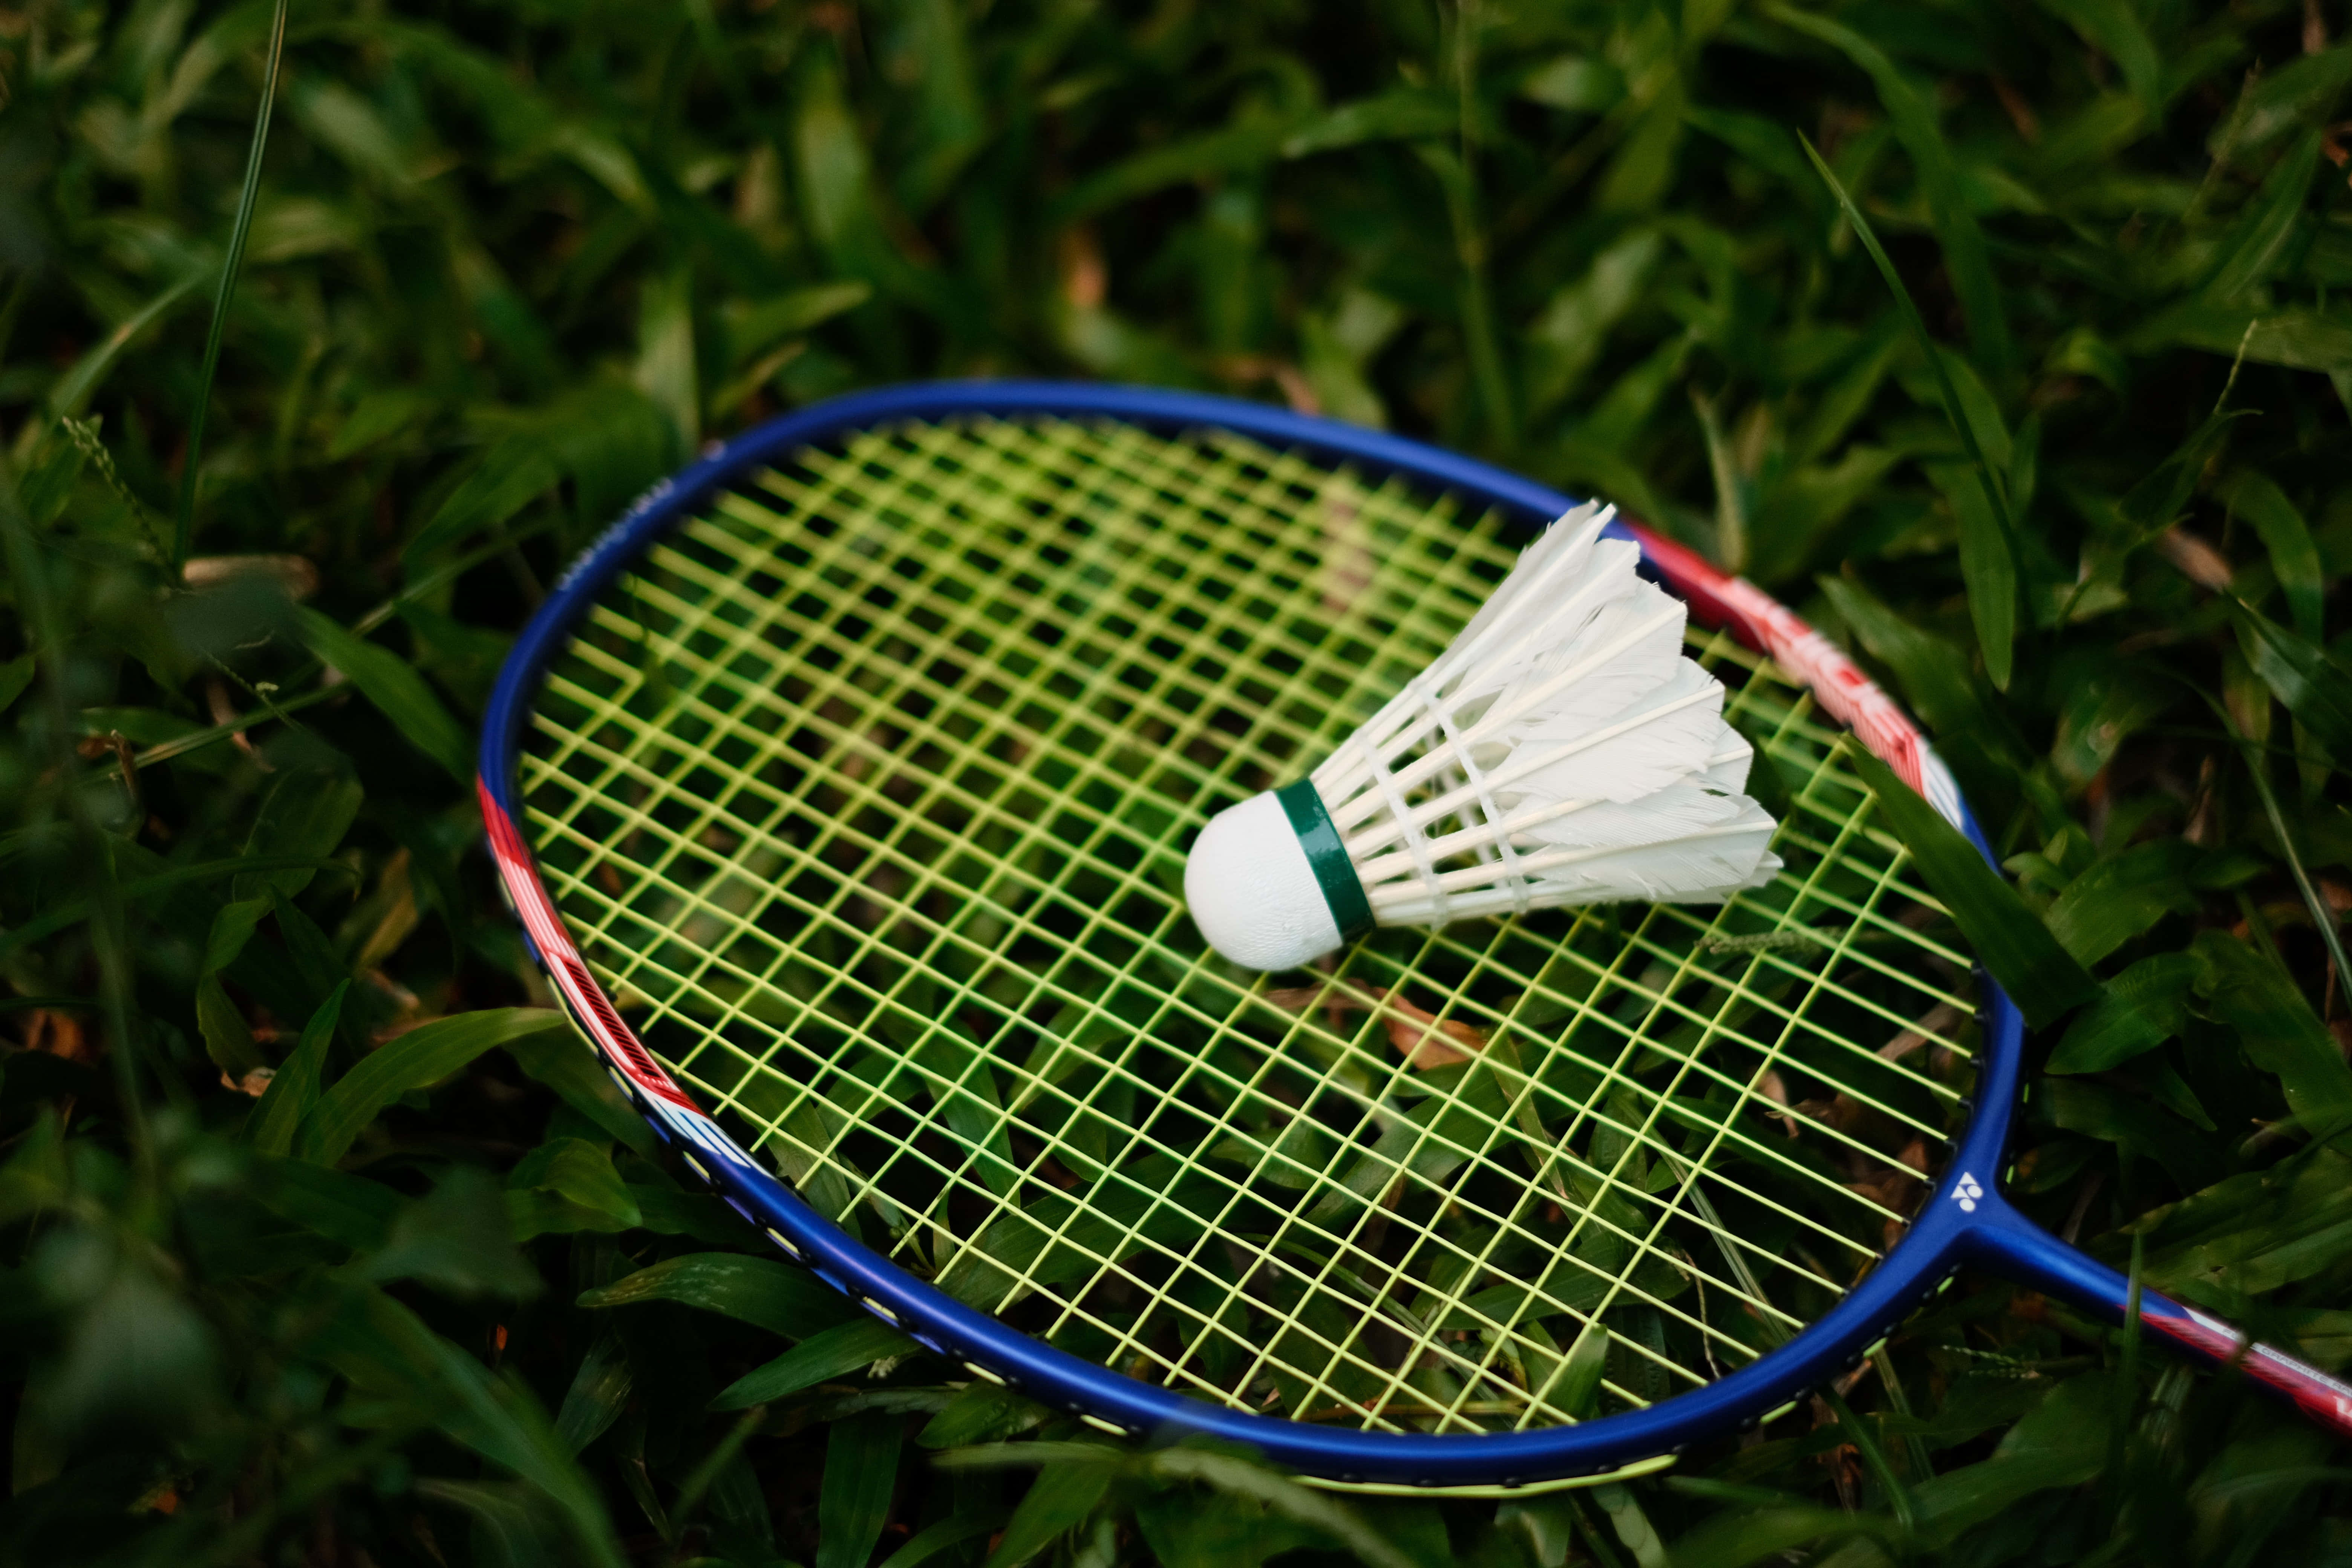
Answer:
[1422,678,1533,919]
[1361,688,1451,929]
[1184,501,1783,971]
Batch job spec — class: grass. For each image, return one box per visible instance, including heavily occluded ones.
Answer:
[3,0,2352,1564]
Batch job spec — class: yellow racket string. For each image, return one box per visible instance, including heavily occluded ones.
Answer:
[517,416,1977,1433]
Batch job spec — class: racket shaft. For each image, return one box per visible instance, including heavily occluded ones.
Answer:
[1967,1201,2352,1438]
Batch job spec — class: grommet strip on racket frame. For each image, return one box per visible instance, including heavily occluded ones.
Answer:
[480,380,2352,1492]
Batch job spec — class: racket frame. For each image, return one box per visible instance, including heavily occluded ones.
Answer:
[479,381,2352,1488]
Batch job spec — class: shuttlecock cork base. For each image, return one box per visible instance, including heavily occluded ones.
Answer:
[1185,502,1783,972]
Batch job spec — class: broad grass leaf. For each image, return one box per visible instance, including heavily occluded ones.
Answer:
[875,1015,1018,1197]
[317,1286,625,1568]
[816,1410,904,1568]
[248,982,347,1158]
[265,888,351,1024]
[1055,120,1292,222]
[2123,305,2352,375]
[2122,1147,2352,1302]
[2042,1077,2225,1192]
[1525,229,1662,416]
[554,1333,631,1456]
[411,1479,570,1568]
[405,442,559,564]
[2042,839,2197,966]
[253,1155,400,1250]
[2047,952,2201,1073]
[1894,1374,2112,1542]
[195,972,265,1080]
[2049,655,2175,787]
[721,282,873,369]
[297,1009,565,1166]
[1520,54,1625,112]
[328,387,432,459]
[1932,348,2014,473]
[2207,130,2324,302]
[711,1318,916,1409]
[291,77,419,186]
[1590,1481,1666,1566]
[1745,444,1902,582]
[38,1256,222,1442]
[2231,602,2352,762]
[1926,461,2017,689]
[1652,1504,1870,1568]
[235,766,363,901]
[505,1138,642,1239]
[1847,748,2097,1027]
[2223,470,2325,640]
[1597,69,1689,213]
[794,40,883,258]
[365,1165,542,1298]
[1148,1451,1419,1568]
[918,1382,1051,1449]
[1134,1487,1332,1568]
[1281,88,1454,157]
[2193,929,2352,1125]
[2116,407,2250,542]
[1558,1318,1609,1419]
[578,1251,861,1338]
[204,896,270,974]
[936,1154,1228,1306]
[622,1182,750,1242]
[2228,40,2352,149]
[877,0,985,211]
[634,267,697,456]
[979,1453,1118,1568]
[45,270,205,421]
[504,1027,658,1157]
[875,1511,1012,1568]
[296,607,472,782]
[1793,322,1903,462]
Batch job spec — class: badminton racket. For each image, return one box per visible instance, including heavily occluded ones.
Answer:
[480,381,2352,1492]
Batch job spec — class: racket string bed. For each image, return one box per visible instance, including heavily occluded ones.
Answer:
[519,415,1975,1438]
[555,564,1909,1410]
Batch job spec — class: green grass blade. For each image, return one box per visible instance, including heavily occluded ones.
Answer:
[579,1253,861,1339]
[2224,471,2327,640]
[298,1009,568,1166]
[1775,7,2014,381]
[248,982,349,1158]
[817,1410,906,1568]
[171,0,291,570]
[1848,746,2096,1027]
[294,607,474,782]
[1799,131,2020,688]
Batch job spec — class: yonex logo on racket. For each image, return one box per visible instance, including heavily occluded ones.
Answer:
[1951,1172,1983,1213]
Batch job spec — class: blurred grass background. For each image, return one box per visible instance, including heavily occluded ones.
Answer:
[5,0,2352,1563]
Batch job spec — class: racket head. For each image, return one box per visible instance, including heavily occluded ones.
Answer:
[479,381,2027,1489]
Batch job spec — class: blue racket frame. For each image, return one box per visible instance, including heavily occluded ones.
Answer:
[481,381,2320,1487]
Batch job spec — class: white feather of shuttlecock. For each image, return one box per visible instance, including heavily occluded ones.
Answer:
[1308,501,1781,929]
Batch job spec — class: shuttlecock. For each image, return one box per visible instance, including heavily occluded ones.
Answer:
[1185,502,1782,971]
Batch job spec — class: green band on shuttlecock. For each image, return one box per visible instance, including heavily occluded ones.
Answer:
[1275,779,1374,943]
